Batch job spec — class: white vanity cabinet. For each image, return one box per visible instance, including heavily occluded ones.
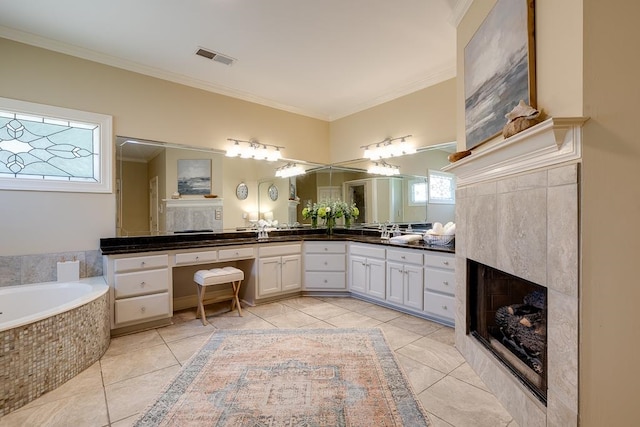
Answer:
[386,248,424,310]
[107,253,171,329]
[257,243,302,299]
[423,251,455,324]
[303,242,347,291]
[348,244,386,300]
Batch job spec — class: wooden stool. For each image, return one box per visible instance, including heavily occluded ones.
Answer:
[193,266,244,325]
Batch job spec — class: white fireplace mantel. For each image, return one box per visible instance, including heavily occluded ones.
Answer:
[444,117,588,186]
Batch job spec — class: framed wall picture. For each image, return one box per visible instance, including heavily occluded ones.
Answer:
[464,0,536,150]
[177,159,211,195]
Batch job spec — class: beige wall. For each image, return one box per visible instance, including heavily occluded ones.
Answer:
[330,78,457,163]
[580,1,640,425]
[0,38,329,255]
[458,1,638,425]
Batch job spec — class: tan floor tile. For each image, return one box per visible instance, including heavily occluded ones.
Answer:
[294,302,351,320]
[208,314,277,330]
[324,311,382,328]
[166,331,214,364]
[245,301,297,318]
[18,361,104,410]
[155,317,215,342]
[103,329,164,358]
[426,412,455,427]
[418,376,512,427]
[354,304,404,322]
[100,343,179,386]
[110,414,138,427]
[396,336,465,374]
[395,354,447,394]
[296,320,337,329]
[377,322,422,350]
[280,296,325,309]
[449,363,491,392]
[319,297,374,311]
[425,325,456,346]
[105,365,181,423]
[388,314,443,336]
[0,387,108,427]
[267,310,321,328]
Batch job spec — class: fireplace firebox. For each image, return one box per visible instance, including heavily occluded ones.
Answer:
[467,259,547,403]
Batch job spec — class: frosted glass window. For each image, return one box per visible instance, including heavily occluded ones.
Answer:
[428,170,456,204]
[408,178,428,206]
[0,97,112,193]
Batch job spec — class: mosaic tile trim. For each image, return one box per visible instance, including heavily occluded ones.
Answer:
[0,292,110,416]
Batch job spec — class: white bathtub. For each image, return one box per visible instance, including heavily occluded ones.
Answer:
[0,276,108,332]
[0,276,111,416]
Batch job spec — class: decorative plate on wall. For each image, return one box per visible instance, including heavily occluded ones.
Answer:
[236,182,248,200]
[268,184,278,201]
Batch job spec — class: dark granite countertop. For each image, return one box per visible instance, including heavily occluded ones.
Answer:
[100,228,455,255]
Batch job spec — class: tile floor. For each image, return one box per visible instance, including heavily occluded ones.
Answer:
[0,296,518,427]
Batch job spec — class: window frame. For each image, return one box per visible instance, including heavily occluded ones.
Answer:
[428,169,456,205]
[0,97,112,193]
[407,177,428,207]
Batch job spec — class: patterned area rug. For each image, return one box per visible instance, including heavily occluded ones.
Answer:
[134,328,430,426]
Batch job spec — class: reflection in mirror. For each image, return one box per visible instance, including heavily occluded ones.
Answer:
[117,136,456,237]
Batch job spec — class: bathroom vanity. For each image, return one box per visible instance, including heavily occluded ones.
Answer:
[101,229,454,335]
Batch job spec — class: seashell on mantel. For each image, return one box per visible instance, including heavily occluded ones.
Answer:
[505,99,540,123]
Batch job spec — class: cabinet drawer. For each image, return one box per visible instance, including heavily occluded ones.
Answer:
[304,272,346,289]
[304,242,346,254]
[114,254,168,273]
[424,252,454,270]
[424,267,455,295]
[175,250,217,265]
[387,249,423,265]
[114,268,169,298]
[424,291,455,321]
[305,254,345,271]
[219,246,255,260]
[350,244,385,259]
[259,244,301,257]
[114,292,171,324]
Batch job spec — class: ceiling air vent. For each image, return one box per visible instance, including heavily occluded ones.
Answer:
[195,47,235,66]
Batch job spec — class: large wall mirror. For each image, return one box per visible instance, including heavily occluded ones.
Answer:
[116,136,456,236]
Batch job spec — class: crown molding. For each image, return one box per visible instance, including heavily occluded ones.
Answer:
[450,0,474,27]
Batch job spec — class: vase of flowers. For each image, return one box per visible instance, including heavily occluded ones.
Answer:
[342,202,359,228]
[303,200,359,234]
[302,202,319,228]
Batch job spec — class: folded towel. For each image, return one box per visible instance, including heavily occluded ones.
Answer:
[389,234,423,244]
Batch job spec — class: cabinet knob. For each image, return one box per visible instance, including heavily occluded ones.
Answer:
[442,305,448,310]
[361,262,366,266]
[235,251,239,256]
[443,281,449,286]
[443,261,449,266]
[195,256,200,261]
[324,279,328,283]
[140,306,146,313]
[140,281,146,287]
[324,261,328,265]
[141,261,146,266]
[401,255,406,259]
[324,247,328,251]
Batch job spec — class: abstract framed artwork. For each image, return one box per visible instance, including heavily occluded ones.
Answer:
[177,159,211,195]
[464,0,536,150]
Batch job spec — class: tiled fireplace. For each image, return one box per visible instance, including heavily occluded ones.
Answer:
[444,118,586,426]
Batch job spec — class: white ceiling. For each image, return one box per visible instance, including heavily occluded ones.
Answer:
[0,1,467,121]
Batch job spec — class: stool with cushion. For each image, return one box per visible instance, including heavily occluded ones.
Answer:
[193,266,244,325]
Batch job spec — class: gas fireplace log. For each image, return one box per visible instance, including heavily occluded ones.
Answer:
[495,305,546,356]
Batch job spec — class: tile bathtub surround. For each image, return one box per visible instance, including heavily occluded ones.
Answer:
[0,249,103,287]
[455,163,579,427]
[0,292,110,417]
[0,297,516,427]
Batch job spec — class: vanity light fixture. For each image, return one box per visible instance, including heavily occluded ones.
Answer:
[275,162,306,178]
[368,160,400,176]
[361,135,415,160]
[226,139,283,162]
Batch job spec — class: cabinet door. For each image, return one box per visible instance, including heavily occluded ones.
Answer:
[386,262,405,305]
[349,255,367,293]
[367,258,386,299]
[258,256,281,297]
[404,265,424,310]
[281,254,302,292]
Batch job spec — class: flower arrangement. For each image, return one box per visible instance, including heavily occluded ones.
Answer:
[302,200,359,232]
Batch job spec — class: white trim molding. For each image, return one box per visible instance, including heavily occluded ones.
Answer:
[443,117,589,186]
